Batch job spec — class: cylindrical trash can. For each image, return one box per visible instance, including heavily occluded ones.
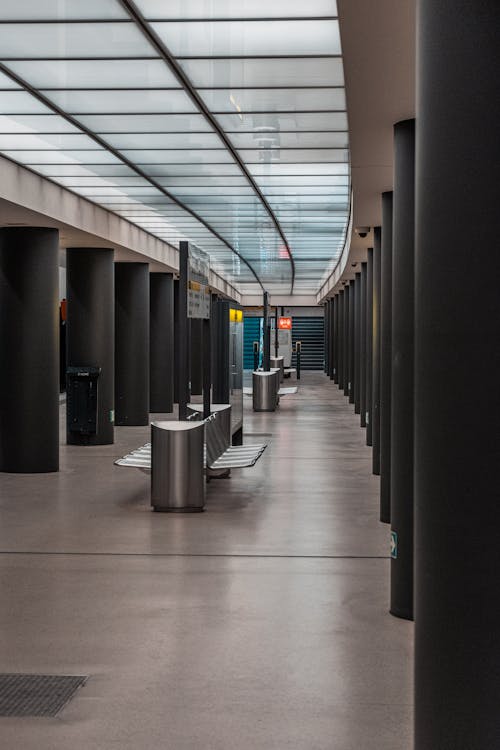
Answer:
[151,420,205,512]
[270,355,285,383]
[252,371,278,412]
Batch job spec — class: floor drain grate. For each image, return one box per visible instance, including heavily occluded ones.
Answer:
[0,674,87,717]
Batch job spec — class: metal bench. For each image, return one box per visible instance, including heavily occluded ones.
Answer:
[243,385,298,397]
[114,405,266,474]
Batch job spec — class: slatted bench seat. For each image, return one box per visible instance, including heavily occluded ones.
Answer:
[114,405,266,474]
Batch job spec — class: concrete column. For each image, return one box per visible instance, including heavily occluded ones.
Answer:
[415,1,500,746]
[115,262,149,426]
[338,290,344,390]
[212,298,230,404]
[177,242,189,420]
[150,272,174,413]
[324,300,329,374]
[372,228,381,475]
[67,248,114,445]
[0,228,59,472]
[354,272,362,414]
[348,280,356,405]
[173,279,179,404]
[190,318,203,396]
[366,248,374,446]
[360,263,367,428]
[333,295,338,383]
[380,192,394,522]
[390,120,415,620]
[343,284,350,397]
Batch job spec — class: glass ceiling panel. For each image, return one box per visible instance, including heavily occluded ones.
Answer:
[45,89,197,114]
[0,1,128,21]
[8,149,121,164]
[0,113,80,133]
[104,132,225,149]
[157,176,249,187]
[137,0,337,19]
[229,131,349,149]
[238,148,348,163]
[0,23,152,58]
[55,175,153,187]
[256,175,349,186]
[179,58,343,89]
[142,163,243,177]
[120,149,234,164]
[200,88,345,113]
[81,113,211,132]
[0,71,21,89]
[171,186,255,196]
[8,60,180,90]
[214,111,349,132]
[151,20,341,57]
[0,132,100,149]
[22,163,138,177]
[0,91,53,114]
[249,163,349,176]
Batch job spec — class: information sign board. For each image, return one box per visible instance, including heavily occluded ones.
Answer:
[188,245,211,319]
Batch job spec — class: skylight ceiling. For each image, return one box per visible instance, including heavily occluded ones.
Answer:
[0,0,350,295]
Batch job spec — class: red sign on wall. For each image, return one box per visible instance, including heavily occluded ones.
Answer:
[279,317,292,330]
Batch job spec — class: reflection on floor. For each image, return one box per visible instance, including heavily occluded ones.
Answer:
[0,372,413,749]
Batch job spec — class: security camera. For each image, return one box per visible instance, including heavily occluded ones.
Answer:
[355,227,370,239]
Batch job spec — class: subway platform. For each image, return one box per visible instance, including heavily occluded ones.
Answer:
[0,372,412,749]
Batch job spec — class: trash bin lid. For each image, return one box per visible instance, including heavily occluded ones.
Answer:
[151,420,204,432]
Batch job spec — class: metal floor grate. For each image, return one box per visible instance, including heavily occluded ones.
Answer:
[0,674,87,717]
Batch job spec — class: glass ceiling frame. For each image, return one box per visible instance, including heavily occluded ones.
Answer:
[0,0,350,295]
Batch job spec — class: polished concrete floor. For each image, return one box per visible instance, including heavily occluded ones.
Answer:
[0,372,413,749]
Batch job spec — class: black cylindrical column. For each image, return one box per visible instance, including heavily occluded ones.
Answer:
[67,248,114,445]
[390,120,415,621]
[329,299,334,379]
[380,192,393,522]
[372,228,381,475]
[274,306,279,358]
[360,263,367,428]
[337,290,344,390]
[333,295,338,383]
[150,272,174,413]
[202,316,211,419]
[115,262,149,426]
[415,3,500,747]
[366,248,374,446]
[348,282,355,404]
[354,272,361,414]
[328,298,333,379]
[173,279,179,403]
[212,298,230,404]
[324,300,329,374]
[262,291,270,372]
[177,243,189,420]
[343,284,350,397]
[0,227,59,472]
[190,318,203,396]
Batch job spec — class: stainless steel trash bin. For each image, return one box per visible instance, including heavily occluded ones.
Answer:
[270,356,285,383]
[252,371,278,412]
[151,420,205,512]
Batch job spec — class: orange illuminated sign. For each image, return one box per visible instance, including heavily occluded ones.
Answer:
[279,317,292,330]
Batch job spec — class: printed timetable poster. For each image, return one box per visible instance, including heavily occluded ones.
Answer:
[188,245,211,319]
